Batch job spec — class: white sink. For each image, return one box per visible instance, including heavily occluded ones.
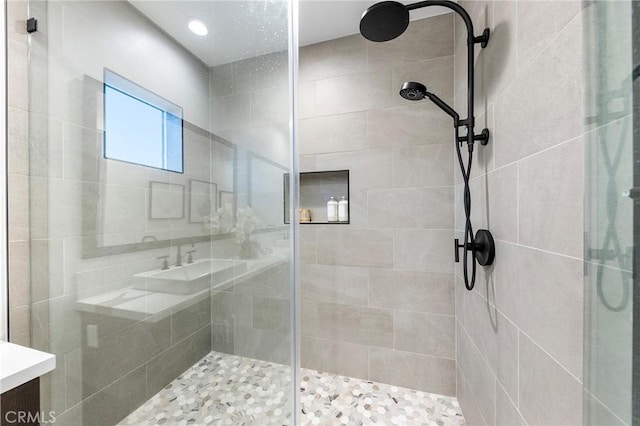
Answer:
[134,258,247,294]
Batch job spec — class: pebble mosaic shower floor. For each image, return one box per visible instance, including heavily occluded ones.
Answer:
[119,351,465,426]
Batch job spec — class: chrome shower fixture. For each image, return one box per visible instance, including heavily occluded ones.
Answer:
[360,0,495,291]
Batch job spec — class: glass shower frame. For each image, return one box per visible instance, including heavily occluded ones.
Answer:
[583,1,636,424]
[0,0,7,344]
[13,0,300,423]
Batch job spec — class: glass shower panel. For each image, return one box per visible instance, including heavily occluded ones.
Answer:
[583,1,635,424]
[22,0,295,424]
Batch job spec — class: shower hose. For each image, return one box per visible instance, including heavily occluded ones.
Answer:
[455,125,477,291]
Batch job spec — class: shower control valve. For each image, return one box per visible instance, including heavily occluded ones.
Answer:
[454,238,469,263]
[454,230,495,266]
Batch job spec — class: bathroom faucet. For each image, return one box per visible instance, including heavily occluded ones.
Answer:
[175,241,196,267]
[157,255,170,270]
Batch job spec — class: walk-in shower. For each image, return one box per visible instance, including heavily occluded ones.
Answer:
[360,0,495,290]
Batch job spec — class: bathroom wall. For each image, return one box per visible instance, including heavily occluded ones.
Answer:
[297,14,458,395]
[452,1,585,424]
[7,0,32,347]
[7,1,236,424]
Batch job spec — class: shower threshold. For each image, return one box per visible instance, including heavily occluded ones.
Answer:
[119,351,465,425]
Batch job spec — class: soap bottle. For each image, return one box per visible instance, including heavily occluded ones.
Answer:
[338,196,349,222]
[327,197,338,222]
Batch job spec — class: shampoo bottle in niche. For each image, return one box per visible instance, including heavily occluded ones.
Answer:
[327,197,338,222]
[338,196,348,222]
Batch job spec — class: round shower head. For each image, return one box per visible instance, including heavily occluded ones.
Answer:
[399,81,427,101]
[360,1,409,42]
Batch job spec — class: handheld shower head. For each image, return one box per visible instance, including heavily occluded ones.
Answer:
[360,1,409,42]
[399,81,427,101]
[400,81,459,122]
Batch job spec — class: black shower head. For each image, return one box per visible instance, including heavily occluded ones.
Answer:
[360,1,409,42]
[400,81,460,121]
[399,81,427,101]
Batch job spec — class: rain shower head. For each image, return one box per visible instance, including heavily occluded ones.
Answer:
[359,1,409,42]
[399,81,427,101]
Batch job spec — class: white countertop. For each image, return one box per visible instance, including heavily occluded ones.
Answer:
[76,252,289,321]
[0,341,56,393]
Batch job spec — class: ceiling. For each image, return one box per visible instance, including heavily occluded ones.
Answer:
[130,1,450,67]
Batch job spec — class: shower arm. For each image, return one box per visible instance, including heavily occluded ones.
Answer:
[406,0,489,147]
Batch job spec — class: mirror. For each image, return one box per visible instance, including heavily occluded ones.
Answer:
[247,151,287,227]
[80,76,237,258]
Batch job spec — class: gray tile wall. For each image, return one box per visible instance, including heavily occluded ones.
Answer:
[453,1,585,424]
[298,13,457,396]
[7,0,31,348]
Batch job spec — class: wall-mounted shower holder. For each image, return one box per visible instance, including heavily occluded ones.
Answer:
[457,128,490,145]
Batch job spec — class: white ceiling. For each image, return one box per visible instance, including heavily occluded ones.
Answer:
[130,1,450,67]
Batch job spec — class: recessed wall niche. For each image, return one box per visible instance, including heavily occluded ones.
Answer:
[284,170,350,224]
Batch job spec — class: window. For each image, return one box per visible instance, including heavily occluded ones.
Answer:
[103,69,184,173]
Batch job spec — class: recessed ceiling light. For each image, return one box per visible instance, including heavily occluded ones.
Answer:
[188,19,208,36]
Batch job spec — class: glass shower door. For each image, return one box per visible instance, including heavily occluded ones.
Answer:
[15,0,297,424]
[583,1,636,424]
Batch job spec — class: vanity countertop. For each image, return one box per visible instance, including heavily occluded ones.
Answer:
[0,341,56,393]
[75,251,290,321]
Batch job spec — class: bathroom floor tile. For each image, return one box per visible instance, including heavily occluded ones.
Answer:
[119,351,465,425]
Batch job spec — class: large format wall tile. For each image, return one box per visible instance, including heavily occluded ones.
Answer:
[515,246,583,378]
[518,137,584,258]
[516,1,581,71]
[80,365,147,426]
[301,336,369,380]
[393,144,454,188]
[393,230,454,272]
[494,16,583,167]
[299,112,367,155]
[496,382,526,426]
[457,323,496,426]
[300,34,367,82]
[518,333,582,425]
[486,164,517,243]
[368,187,453,230]
[369,269,454,315]
[316,303,393,349]
[394,311,454,358]
[456,366,487,426]
[464,289,519,403]
[367,103,453,149]
[317,229,393,268]
[366,13,454,70]
[301,264,368,305]
[314,149,392,190]
[82,314,171,397]
[368,347,456,396]
[315,69,393,116]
